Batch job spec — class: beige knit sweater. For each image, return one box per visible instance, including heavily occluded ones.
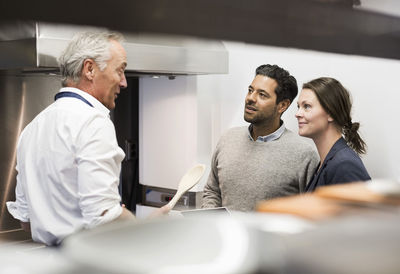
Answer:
[202,126,319,212]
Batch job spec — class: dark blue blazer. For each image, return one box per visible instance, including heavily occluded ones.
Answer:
[305,137,371,192]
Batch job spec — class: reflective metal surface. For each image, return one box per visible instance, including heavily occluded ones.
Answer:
[0,21,229,75]
[0,73,60,231]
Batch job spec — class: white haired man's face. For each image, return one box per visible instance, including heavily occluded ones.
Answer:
[92,40,127,110]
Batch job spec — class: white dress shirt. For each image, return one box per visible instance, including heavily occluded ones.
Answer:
[7,87,125,245]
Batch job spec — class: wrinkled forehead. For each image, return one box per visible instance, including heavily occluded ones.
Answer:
[108,40,127,66]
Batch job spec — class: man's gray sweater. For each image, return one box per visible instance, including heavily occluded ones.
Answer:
[202,126,319,211]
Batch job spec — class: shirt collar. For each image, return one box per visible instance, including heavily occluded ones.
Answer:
[247,120,286,142]
[59,87,110,117]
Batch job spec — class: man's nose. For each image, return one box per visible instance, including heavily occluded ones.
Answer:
[120,73,128,88]
[246,92,256,103]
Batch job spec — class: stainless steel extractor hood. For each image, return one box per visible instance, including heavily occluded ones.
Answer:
[0,21,229,75]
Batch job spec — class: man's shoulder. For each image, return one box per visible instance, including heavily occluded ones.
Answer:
[51,99,111,130]
[20,102,55,131]
[278,130,319,161]
[214,126,249,149]
[26,100,111,136]
[225,126,248,134]
[219,126,247,138]
[281,129,315,148]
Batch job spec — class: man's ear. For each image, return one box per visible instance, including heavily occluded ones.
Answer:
[82,59,95,81]
[277,99,291,114]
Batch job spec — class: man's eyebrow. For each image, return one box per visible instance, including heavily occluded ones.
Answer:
[256,88,268,94]
[248,86,269,94]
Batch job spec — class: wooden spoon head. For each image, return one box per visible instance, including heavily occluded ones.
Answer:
[178,164,206,193]
[167,164,206,209]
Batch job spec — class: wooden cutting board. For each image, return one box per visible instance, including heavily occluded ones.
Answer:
[256,182,400,220]
[314,182,400,205]
[256,194,344,220]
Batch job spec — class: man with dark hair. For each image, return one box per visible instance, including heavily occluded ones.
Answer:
[202,64,319,211]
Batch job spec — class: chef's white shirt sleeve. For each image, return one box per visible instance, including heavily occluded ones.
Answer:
[76,114,125,228]
[6,161,30,222]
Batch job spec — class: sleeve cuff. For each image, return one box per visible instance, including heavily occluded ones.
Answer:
[85,203,123,229]
[6,201,30,222]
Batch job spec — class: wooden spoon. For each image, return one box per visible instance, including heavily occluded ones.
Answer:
[167,164,206,209]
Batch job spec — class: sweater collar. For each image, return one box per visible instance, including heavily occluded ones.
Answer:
[247,120,286,142]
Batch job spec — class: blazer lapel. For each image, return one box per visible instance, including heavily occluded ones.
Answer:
[305,138,347,191]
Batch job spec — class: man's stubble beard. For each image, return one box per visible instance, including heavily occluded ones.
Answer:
[243,105,278,126]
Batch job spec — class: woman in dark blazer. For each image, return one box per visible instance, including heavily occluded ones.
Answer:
[295,77,371,192]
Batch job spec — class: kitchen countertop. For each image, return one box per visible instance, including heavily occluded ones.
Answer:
[2,188,400,274]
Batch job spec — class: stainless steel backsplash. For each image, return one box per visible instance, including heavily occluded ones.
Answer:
[0,73,60,231]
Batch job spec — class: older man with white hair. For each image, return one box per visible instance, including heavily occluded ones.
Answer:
[7,31,168,246]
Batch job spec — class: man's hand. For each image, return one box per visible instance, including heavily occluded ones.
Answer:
[148,205,171,218]
[119,206,135,220]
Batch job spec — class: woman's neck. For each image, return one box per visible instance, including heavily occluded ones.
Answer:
[313,129,342,169]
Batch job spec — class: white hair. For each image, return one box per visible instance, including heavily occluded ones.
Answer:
[58,31,124,86]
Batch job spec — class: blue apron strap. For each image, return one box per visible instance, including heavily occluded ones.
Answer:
[55,92,94,107]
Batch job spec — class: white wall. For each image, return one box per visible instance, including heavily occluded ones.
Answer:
[140,42,400,192]
[199,41,400,180]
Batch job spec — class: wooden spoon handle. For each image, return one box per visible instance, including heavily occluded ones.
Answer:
[167,190,184,209]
